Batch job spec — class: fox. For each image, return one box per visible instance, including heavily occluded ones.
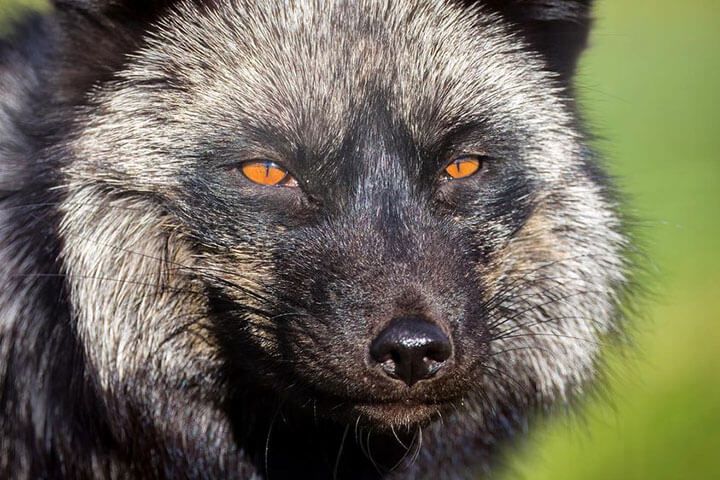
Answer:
[0,1,629,478]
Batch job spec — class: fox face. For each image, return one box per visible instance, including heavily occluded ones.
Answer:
[0,0,628,477]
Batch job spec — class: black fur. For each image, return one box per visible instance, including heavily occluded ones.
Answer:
[0,1,627,479]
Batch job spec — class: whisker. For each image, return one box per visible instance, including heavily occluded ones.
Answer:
[487,288,610,331]
[492,332,607,348]
[332,424,350,480]
[264,400,284,479]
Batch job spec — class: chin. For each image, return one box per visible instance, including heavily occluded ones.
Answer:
[351,401,450,429]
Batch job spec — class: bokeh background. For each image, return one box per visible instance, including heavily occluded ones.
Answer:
[1,0,719,478]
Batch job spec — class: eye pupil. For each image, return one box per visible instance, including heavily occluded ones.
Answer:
[445,156,481,180]
[241,161,290,186]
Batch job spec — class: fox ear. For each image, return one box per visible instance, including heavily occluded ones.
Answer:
[47,0,181,102]
[467,0,594,83]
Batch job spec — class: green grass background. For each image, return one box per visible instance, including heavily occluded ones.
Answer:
[504,1,720,478]
[1,0,719,478]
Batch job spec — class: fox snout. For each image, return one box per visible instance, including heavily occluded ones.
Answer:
[369,314,453,387]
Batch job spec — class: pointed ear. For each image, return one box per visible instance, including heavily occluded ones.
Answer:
[470,0,594,83]
[47,1,180,103]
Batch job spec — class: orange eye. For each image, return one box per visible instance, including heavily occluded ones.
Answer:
[240,161,296,186]
[445,155,482,180]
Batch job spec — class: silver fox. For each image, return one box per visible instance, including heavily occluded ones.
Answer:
[0,1,628,478]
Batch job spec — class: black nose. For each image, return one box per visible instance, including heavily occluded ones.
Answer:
[369,316,452,387]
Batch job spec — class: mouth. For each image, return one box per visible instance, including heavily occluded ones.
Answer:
[344,398,459,429]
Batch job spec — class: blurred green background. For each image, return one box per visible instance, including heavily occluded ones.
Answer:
[505,1,720,478]
[1,0,719,478]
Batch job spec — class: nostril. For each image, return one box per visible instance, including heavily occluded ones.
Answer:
[369,315,453,387]
[425,342,452,363]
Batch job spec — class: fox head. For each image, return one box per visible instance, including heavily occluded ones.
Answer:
[27,0,628,475]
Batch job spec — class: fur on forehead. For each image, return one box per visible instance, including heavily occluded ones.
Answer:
[52,0,593,83]
[72,0,577,181]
